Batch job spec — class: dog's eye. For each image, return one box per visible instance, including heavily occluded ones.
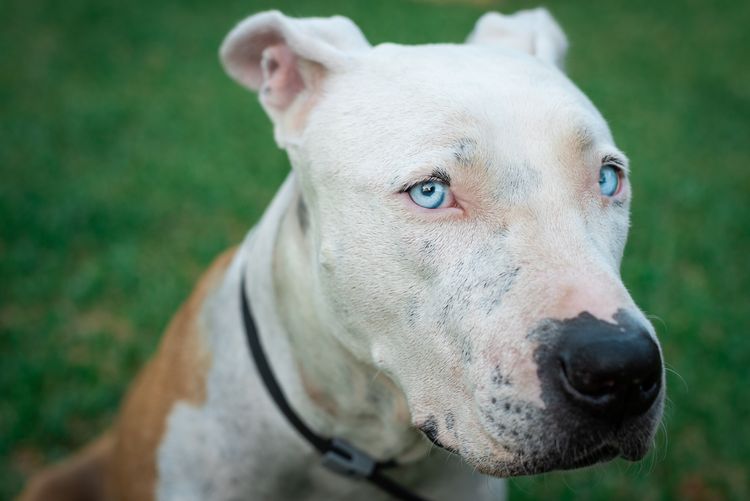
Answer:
[599,165,621,197]
[408,181,451,209]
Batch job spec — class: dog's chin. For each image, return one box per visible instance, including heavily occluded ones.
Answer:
[460,397,663,477]
[457,424,659,478]
[465,443,622,477]
[618,439,653,462]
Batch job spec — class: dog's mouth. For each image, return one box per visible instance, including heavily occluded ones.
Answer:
[417,421,458,454]
[417,419,625,477]
[533,442,621,472]
[468,441,622,477]
[428,405,660,477]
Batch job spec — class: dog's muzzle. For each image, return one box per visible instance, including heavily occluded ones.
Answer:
[508,309,665,474]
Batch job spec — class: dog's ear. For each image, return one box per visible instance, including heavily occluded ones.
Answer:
[466,8,568,69]
[220,11,369,145]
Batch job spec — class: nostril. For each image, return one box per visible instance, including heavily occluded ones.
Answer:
[638,372,658,394]
[589,378,617,398]
[637,369,661,401]
[558,359,618,408]
[560,357,620,399]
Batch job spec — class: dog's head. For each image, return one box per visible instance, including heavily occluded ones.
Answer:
[221,9,664,476]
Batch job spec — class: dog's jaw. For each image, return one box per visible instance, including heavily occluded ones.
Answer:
[271,186,435,462]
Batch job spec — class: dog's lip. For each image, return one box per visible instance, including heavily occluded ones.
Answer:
[465,441,621,478]
[510,443,621,476]
[563,443,621,469]
[416,423,459,454]
[460,417,625,476]
[618,437,653,461]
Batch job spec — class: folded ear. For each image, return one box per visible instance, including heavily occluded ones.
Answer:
[220,11,370,145]
[466,8,568,69]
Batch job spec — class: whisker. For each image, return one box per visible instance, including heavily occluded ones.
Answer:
[658,419,669,462]
[645,313,667,332]
[664,365,688,392]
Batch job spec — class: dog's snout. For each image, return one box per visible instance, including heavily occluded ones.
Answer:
[556,313,662,420]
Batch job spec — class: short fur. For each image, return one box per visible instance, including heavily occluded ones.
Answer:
[19,8,662,500]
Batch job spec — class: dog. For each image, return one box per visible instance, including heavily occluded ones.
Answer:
[19,7,665,500]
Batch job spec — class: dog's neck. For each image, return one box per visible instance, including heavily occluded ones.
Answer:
[254,173,429,462]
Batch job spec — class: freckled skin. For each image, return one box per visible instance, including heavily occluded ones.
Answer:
[419,415,458,454]
[453,137,479,166]
[445,412,455,431]
[420,416,441,446]
[297,196,309,233]
[462,309,663,476]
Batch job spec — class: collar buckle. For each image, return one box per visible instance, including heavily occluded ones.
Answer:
[322,438,376,478]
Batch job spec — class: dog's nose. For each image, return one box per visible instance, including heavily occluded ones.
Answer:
[557,313,662,419]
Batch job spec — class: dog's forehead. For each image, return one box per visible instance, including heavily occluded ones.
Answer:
[309,43,615,181]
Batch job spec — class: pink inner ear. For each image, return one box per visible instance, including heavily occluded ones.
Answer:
[261,44,305,110]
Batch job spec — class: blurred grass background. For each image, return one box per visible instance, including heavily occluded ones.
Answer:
[1,0,748,499]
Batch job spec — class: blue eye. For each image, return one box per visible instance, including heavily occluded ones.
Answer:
[599,165,621,197]
[408,180,448,209]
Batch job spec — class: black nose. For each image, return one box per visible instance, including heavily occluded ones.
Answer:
[557,312,662,419]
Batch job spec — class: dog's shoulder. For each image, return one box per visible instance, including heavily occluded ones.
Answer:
[17,247,240,501]
[109,246,238,499]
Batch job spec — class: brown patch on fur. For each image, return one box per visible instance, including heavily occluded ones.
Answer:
[109,247,236,499]
[17,434,114,501]
[17,247,237,501]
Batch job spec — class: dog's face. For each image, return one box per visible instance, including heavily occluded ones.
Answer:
[222,10,664,476]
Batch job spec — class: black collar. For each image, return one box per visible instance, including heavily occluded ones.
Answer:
[240,276,429,501]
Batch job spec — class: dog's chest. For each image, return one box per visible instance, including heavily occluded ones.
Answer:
[157,395,505,501]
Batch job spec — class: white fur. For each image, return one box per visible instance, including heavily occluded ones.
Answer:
[156,8,662,499]
[466,8,568,68]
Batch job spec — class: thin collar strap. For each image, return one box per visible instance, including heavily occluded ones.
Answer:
[240,276,429,501]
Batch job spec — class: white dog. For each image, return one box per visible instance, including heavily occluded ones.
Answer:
[20,8,664,501]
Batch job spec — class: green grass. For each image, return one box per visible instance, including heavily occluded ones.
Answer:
[1,0,748,499]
